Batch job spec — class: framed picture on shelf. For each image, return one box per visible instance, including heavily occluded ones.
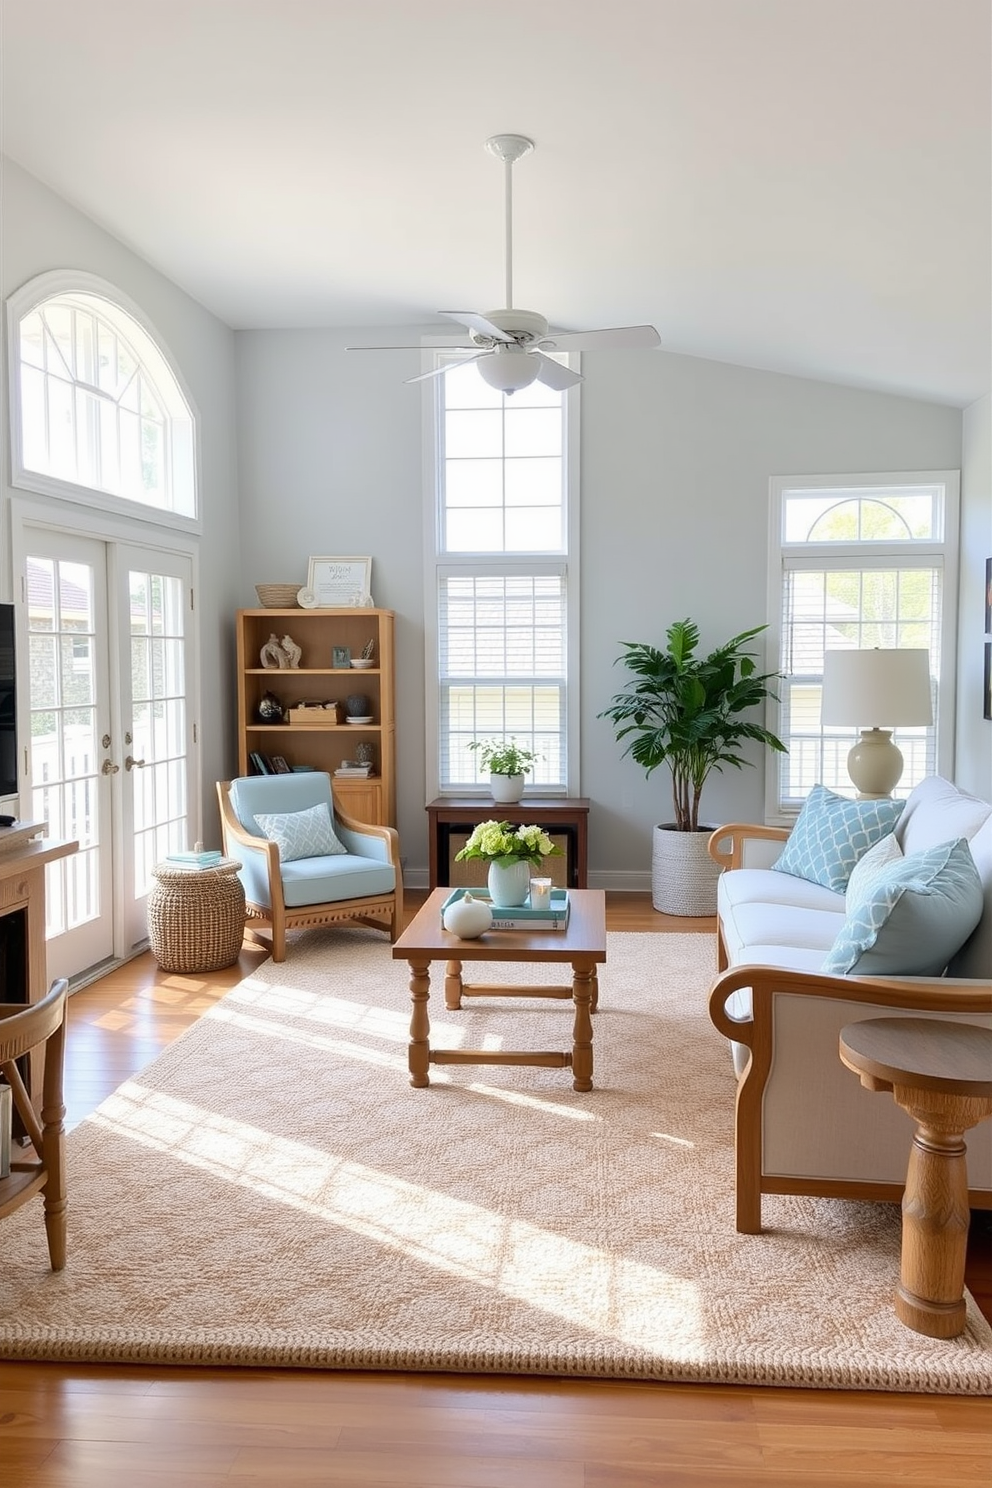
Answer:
[332,646,351,669]
[307,556,373,608]
[984,642,992,722]
[270,755,291,774]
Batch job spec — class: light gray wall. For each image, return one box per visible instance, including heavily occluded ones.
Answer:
[234,333,964,885]
[0,158,242,839]
[957,394,992,800]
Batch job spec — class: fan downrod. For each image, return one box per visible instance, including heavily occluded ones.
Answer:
[484,134,534,165]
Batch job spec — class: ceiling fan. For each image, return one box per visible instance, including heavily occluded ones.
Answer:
[347,134,661,394]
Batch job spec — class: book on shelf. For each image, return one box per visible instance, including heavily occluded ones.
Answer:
[441,887,570,931]
[249,751,274,774]
[334,765,374,777]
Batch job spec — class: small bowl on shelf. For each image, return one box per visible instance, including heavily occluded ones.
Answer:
[350,657,374,669]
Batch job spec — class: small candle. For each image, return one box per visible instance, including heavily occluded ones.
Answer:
[530,877,552,910]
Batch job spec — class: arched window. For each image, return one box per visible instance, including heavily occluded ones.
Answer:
[7,271,197,522]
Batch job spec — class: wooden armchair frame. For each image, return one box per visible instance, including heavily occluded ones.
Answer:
[217,782,403,962]
[0,978,69,1270]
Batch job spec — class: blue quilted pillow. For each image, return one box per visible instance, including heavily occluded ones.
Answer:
[822,837,983,975]
[772,784,905,894]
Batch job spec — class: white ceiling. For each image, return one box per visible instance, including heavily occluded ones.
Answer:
[2,0,989,406]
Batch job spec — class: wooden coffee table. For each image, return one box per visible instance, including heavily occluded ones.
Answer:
[392,888,607,1091]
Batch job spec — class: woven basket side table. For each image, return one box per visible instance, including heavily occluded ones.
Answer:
[147,861,247,973]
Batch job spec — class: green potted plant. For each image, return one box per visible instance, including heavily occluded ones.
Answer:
[468,738,540,804]
[599,619,786,915]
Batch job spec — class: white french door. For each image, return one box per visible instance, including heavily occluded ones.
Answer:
[16,524,197,981]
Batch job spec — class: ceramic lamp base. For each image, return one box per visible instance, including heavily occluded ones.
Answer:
[847,729,903,798]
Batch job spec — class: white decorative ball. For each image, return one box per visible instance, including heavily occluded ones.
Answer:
[442,893,493,939]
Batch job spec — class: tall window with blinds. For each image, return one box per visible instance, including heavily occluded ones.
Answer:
[429,357,577,795]
[768,474,958,817]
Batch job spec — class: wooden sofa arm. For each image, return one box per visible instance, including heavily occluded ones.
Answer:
[708,823,790,871]
[708,964,992,1048]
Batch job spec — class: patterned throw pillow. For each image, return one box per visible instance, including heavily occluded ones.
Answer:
[772,784,905,894]
[254,803,347,862]
[822,837,984,976]
[845,831,904,910]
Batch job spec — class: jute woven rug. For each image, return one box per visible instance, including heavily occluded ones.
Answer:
[2,928,990,1393]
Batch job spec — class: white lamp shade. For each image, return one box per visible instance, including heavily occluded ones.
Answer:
[477,346,540,393]
[821,648,933,728]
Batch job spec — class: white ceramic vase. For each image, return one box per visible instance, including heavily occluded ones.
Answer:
[487,859,531,907]
[490,772,525,804]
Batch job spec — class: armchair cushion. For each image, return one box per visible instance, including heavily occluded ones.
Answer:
[771,784,904,893]
[822,836,984,976]
[255,802,347,862]
[280,853,396,908]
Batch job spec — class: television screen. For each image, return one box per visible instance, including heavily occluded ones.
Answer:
[0,603,16,798]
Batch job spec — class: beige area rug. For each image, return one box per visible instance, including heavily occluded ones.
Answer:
[2,929,991,1394]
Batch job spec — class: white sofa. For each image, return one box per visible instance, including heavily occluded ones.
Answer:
[707,776,992,1232]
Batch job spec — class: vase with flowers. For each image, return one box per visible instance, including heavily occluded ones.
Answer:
[454,819,563,907]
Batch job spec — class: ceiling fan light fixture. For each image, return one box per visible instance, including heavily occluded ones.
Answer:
[477,346,540,394]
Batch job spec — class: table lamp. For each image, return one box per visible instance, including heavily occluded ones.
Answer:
[820,648,933,798]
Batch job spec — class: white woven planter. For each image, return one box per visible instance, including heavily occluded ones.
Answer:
[651,824,721,917]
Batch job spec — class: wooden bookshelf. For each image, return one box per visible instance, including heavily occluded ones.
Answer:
[235,608,396,826]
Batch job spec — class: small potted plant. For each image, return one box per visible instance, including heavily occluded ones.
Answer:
[468,738,540,804]
[455,820,563,906]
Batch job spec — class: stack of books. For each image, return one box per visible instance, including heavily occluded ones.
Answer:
[441,887,570,931]
[165,848,224,869]
[334,762,374,777]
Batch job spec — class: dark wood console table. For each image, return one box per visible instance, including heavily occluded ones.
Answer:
[426,797,590,890]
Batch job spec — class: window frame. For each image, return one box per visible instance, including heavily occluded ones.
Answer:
[6,269,201,534]
[423,343,581,800]
[765,470,959,823]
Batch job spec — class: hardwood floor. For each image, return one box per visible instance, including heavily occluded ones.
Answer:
[2,893,990,1487]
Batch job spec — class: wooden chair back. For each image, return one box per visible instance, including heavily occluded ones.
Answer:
[0,977,69,1269]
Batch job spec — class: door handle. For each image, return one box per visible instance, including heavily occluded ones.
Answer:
[125,755,147,771]
[101,759,120,775]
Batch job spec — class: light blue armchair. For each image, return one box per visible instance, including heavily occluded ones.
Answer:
[217,773,403,962]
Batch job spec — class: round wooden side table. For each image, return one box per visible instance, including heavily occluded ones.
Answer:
[839,1017,992,1339]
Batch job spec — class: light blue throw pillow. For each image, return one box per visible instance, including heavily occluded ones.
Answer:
[772,784,905,894]
[822,837,984,976]
[254,803,347,862]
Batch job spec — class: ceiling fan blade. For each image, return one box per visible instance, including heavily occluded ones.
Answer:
[538,325,661,352]
[347,342,473,352]
[404,352,487,386]
[437,311,516,343]
[533,352,584,391]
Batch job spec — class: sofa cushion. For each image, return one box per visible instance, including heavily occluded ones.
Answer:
[845,831,904,909]
[822,837,984,976]
[896,775,992,855]
[772,784,905,894]
[255,802,347,862]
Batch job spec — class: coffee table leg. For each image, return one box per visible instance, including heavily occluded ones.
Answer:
[571,959,595,1092]
[444,959,463,1010]
[407,957,432,1088]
